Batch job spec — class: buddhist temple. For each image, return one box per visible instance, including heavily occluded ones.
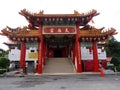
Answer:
[0,9,117,74]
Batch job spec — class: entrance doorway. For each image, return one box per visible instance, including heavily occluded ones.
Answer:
[54,48,62,57]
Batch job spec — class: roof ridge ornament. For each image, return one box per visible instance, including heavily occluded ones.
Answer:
[74,10,80,15]
[34,10,44,16]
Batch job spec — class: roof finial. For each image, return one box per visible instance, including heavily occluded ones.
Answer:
[74,10,80,15]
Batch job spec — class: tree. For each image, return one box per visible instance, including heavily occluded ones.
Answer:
[105,36,120,71]
[105,36,120,57]
[0,57,10,69]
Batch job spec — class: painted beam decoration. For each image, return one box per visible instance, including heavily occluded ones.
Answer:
[43,26,76,34]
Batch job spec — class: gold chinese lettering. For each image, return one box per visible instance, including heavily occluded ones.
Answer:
[65,28,69,33]
[58,28,62,33]
[50,28,54,33]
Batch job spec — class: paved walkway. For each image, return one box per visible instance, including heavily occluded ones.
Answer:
[0,74,120,90]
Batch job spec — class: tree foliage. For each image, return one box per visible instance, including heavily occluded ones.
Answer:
[0,57,10,68]
[105,36,120,57]
[105,36,120,71]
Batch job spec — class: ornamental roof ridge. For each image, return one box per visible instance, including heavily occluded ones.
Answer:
[19,9,99,17]
[1,26,30,36]
[79,26,117,37]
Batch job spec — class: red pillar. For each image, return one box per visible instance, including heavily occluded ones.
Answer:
[37,23,43,74]
[76,23,82,73]
[43,42,46,65]
[72,43,75,64]
[20,42,26,73]
[93,41,99,72]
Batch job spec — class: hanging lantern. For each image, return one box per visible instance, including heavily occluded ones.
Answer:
[72,18,74,21]
[98,37,100,41]
[21,38,24,41]
[94,37,96,41]
[56,18,59,21]
[26,38,29,41]
[31,37,34,41]
[68,18,70,21]
[17,38,20,41]
[13,37,16,41]
[82,37,85,41]
[86,37,88,41]
[45,18,47,21]
[60,18,63,21]
[35,37,38,41]
[75,18,77,21]
[37,18,39,21]
[82,17,84,21]
[102,37,105,40]
[49,18,51,21]
[52,18,55,21]
[90,37,92,41]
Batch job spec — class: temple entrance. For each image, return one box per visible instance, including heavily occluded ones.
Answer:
[43,35,76,74]
[54,48,62,57]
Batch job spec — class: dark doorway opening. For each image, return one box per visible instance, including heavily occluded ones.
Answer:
[54,48,62,57]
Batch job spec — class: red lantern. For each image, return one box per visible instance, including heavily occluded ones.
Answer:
[52,18,55,21]
[17,38,20,41]
[60,18,63,21]
[90,37,92,41]
[56,18,59,21]
[82,18,84,21]
[82,37,85,41]
[75,18,77,21]
[35,37,38,41]
[94,37,96,41]
[31,37,34,41]
[45,18,47,21]
[102,37,105,40]
[37,18,39,21]
[86,37,88,41]
[49,18,51,21]
[13,37,16,41]
[22,38,24,41]
[68,18,70,21]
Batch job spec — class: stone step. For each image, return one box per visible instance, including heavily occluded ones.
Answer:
[43,58,76,74]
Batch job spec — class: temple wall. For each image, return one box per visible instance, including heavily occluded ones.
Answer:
[81,42,107,60]
[8,47,20,61]
[8,47,38,61]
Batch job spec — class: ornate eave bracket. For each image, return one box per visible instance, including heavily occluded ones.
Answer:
[79,27,117,42]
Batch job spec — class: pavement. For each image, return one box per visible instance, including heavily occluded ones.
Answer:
[0,73,120,90]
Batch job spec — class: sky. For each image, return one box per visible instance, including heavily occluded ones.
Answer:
[0,0,120,50]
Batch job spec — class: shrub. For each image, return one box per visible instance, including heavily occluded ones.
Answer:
[0,57,10,68]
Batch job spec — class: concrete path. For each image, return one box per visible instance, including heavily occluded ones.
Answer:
[1,74,120,90]
[43,58,76,74]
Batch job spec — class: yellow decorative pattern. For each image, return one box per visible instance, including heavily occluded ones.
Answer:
[28,53,38,59]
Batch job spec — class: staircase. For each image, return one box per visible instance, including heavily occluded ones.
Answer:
[43,58,76,74]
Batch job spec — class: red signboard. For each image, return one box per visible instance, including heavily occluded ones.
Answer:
[43,27,76,34]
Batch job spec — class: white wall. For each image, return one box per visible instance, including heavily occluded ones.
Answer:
[8,47,20,61]
[81,42,107,60]
[8,47,38,61]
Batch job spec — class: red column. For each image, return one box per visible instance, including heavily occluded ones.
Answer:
[76,23,82,73]
[43,42,46,65]
[20,42,26,73]
[37,23,43,74]
[93,41,99,72]
[72,43,75,64]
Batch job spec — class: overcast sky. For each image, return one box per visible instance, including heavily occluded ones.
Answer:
[0,0,120,50]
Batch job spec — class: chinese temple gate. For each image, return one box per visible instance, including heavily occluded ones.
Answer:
[1,9,117,74]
